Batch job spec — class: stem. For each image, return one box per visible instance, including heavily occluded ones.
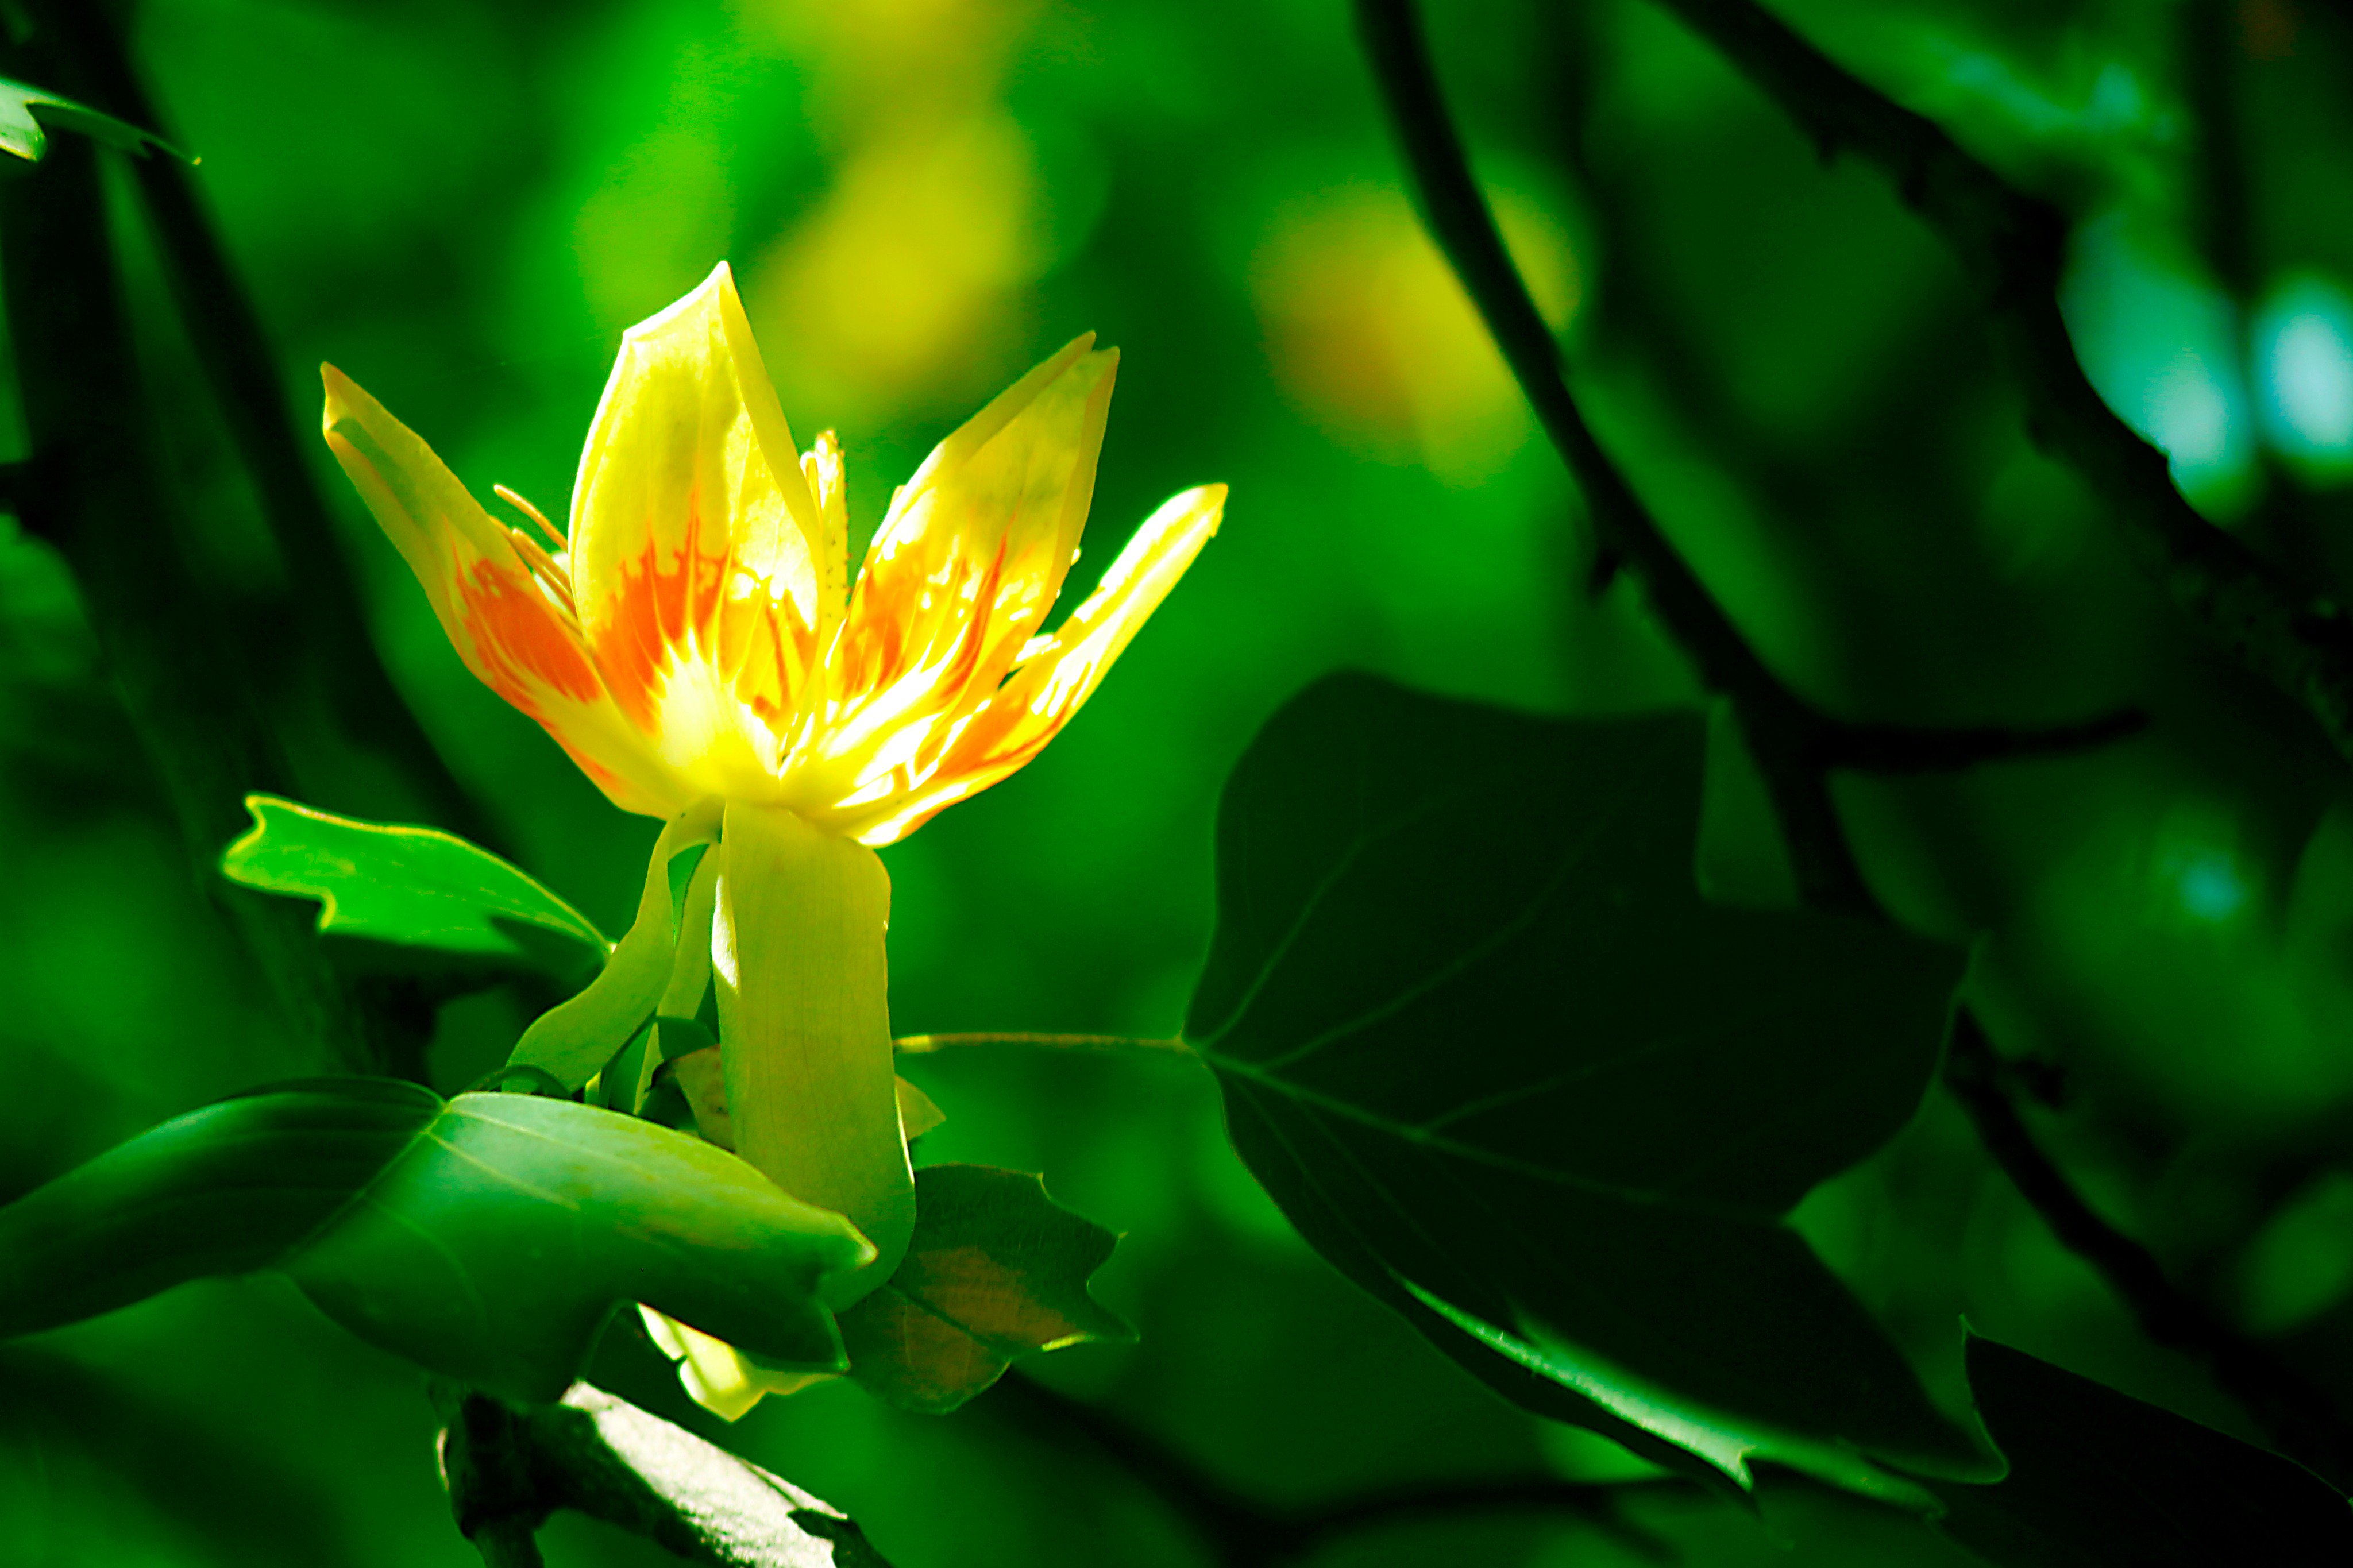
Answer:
[894,1032,1193,1056]
[28,2,497,849]
[1359,0,2353,1492]
[0,96,367,1069]
[1943,1012,2353,1487]
[1815,710,2150,773]
[1352,0,1877,918]
[984,1373,1678,1566]
[1641,0,2353,773]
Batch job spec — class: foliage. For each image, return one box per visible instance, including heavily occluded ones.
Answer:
[222,793,609,979]
[1187,671,1980,1496]
[0,1078,867,1403]
[5,0,2353,1564]
[1927,1337,2353,1567]
[838,1163,1132,1415]
[0,74,177,163]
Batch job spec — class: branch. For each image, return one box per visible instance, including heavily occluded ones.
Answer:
[1643,0,2353,772]
[439,1383,892,1568]
[26,2,497,850]
[982,1373,1677,1566]
[1943,1012,2353,1488]
[1812,709,2150,773]
[1361,0,2353,1492]
[1353,0,1877,919]
[0,84,369,1070]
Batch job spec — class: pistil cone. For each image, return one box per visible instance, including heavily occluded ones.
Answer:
[715,800,915,1303]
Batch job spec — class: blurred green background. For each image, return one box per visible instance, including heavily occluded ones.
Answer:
[5,0,2353,1561]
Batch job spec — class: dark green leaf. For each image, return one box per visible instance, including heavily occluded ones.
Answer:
[0,76,184,163]
[1186,673,1985,1498]
[1932,1338,2353,1567]
[221,793,608,978]
[839,1164,1131,1413]
[0,1080,870,1402]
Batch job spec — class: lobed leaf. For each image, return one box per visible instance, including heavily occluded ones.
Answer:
[839,1164,1131,1413]
[0,1079,870,1403]
[1931,1337,2353,1567]
[222,794,608,978]
[1186,672,1986,1499]
[0,76,184,163]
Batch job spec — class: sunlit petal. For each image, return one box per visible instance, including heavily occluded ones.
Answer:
[844,483,1225,845]
[636,1305,835,1422]
[818,337,1115,777]
[570,264,833,798]
[320,365,688,816]
[714,801,915,1300]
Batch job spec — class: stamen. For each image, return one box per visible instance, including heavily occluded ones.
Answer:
[508,527,578,609]
[495,483,567,549]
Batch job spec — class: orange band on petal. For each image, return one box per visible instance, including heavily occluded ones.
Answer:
[458,561,604,713]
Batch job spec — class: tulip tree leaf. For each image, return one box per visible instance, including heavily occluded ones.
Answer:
[838,1164,1132,1413]
[1186,673,1986,1500]
[0,1079,870,1403]
[222,794,608,978]
[1930,1337,2353,1567]
[0,77,185,163]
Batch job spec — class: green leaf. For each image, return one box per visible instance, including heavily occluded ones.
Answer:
[221,794,608,979]
[1186,673,1986,1500]
[0,76,185,163]
[1931,1337,2353,1567]
[838,1164,1132,1413]
[0,1080,871,1403]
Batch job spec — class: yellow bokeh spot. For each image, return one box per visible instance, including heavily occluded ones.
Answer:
[1251,183,1580,484]
[747,115,1044,428]
[734,0,1049,427]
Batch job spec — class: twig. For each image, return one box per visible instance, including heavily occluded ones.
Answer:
[1943,1011,2353,1488]
[982,1373,1677,1566]
[27,2,497,850]
[1354,0,1877,920]
[1813,709,2150,773]
[893,1032,1192,1056]
[0,84,367,1071]
[1360,0,2353,1496]
[439,1382,892,1567]
[1640,0,2353,773]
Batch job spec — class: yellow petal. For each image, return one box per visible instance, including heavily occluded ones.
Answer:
[668,1051,940,1153]
[569,264,839,798]
[321,365,688,816]
[714,800,916,1303]
[846,483,1225,846]
[813,338,1116,787]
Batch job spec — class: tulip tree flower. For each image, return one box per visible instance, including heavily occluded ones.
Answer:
[320,264,1222,1406]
